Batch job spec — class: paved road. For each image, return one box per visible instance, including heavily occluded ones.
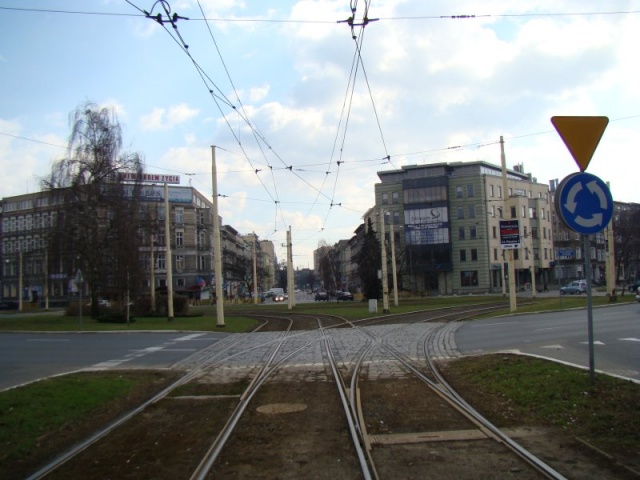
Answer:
[454,302,640,380]
[1,299,638,391]
[0,331,229,391]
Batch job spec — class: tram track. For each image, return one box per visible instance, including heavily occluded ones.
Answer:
[19,304,630,479]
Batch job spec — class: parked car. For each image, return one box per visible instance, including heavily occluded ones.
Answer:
[336,291,354,301]
[627,281,640,292]
[0,300,18,310]
[636,286,640,303]
[315,291,329,301]
[560,280,587,295]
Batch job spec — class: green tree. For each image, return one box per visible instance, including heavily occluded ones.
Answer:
[355,218,382,300]
[42,102,145,317]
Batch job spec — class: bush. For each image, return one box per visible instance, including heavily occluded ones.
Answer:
[134,294,190,317]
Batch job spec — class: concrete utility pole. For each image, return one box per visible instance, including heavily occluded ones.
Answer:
[500,137,517,312]
[380,208,390,313]
[287,226,295,309]
[164,182,174,321]
[252,239,258,305]
[389,221,399,307]
[605,182,616,299]
[150,232,156,313]
[211,146,225,327]
[18,250,23,312]
[44,249,49,311]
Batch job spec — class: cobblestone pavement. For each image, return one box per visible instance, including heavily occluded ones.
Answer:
[172,322,464,382]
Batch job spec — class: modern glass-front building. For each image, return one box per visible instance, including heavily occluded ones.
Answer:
[374,161,554,295]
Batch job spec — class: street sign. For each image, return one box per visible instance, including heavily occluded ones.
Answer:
[551,116,608,171]
[499,220,521,249]
[555,172,613,235]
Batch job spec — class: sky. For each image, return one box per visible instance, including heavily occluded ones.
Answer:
[1,0,640,269]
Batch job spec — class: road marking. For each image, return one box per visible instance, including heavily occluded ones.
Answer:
[174,333,207,341]
[620,338,640,342]
[540,345,565,349]
[27,339,70,342]
[580,341,605,345]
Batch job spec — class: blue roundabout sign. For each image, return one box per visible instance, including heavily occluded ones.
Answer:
[555,172,613,235]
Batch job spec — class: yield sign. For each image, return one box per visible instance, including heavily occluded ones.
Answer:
[551,116,609,171]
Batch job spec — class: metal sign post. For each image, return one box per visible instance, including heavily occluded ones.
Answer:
[551,116,611,384]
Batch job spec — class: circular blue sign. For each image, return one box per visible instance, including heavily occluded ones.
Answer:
[555,172,613,235]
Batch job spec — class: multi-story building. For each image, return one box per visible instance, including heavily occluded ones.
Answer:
[1,184,273,307]
[374,161,554,295]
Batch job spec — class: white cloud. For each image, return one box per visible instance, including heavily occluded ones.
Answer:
[140,104,199,131]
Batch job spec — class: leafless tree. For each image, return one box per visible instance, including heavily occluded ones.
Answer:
[42,102,145,317]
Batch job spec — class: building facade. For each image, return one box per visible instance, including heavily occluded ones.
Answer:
[1,185,274,307]
[374,161,554,295]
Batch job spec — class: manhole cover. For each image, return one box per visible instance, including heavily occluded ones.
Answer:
[257,403,308,414]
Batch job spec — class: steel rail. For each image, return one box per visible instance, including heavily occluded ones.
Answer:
[320,323,375,480]
[25,332,255,480]
[190,322,327,480]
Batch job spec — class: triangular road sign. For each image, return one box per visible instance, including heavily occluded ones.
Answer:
[551,116,608,171]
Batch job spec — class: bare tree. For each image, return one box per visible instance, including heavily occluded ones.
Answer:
[42,102,145,317]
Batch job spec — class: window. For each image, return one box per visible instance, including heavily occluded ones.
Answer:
[176,255,184,271]
[392,191,399,204]
[382,192,389,205]
[460,249,467,262]
[525,248,529,260]
[458,227,465,240]
[490,185,495,197]
[521,206,526,218]
[198,230,206,248]
[198,210,206,225]
[492,226,497,239]
[470,225,477,239]
[393,211,400,225]
[510,206,516,218]
[468,205,476,219]
[493,248,498,261]
[467,184,475,197]
[176,230,184,247]
[532,227,538,239]
[471,248,478,261]
[456,186,464,198]
[543,227,547,239]
[157,253,166,270]
[175,207,184,224]
[534,248,540,260]
[497,186,502,198]
[197,255,207,270]
[544,248,548,260]
[461,271,478,286]
[457,207,464,220]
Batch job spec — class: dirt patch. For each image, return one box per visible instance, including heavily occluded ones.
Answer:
[10,360,640,479]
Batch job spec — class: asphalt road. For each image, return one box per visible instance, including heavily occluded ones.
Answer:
[455,302,640,380]
[1,299,638,391]
[0,331,228,391]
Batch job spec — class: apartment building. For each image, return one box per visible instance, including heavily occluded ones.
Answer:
[374,161,554,295]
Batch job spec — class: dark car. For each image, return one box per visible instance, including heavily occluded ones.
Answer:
[0,300,18,310]
[627,281,640,292]
[336,291,353,301]
[314,291,329,301]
